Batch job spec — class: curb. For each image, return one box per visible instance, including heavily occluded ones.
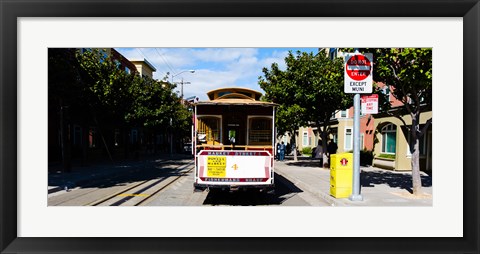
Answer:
[274,166,346,206]
[48,186,63,194]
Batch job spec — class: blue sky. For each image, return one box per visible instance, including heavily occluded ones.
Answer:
[115,48,319,101]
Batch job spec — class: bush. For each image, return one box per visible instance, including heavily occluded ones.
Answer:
[360,150,374,166]
[377,153,395,160]
[302,147,312,156]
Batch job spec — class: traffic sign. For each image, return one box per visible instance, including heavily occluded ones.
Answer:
[361,94,379,114]
[344,53,373,94]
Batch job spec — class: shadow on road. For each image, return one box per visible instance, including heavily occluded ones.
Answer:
[48,157,194,190]
[361,170,432,193]
[202,173,304,206]
[285,157,323,168]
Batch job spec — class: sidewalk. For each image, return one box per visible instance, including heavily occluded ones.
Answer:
[274,157,432,206]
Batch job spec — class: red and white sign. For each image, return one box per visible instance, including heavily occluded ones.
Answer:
[340,158,348,166]
[361,94,379,114]
[344,53,373,94]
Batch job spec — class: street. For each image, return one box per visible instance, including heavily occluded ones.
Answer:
[48,158,329,206]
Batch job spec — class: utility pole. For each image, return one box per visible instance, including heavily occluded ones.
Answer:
[171,70,195,99]
[174,78,191,99]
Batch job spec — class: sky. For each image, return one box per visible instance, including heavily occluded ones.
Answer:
[115,48,319,101]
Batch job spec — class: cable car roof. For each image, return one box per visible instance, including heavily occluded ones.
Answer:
[195,87,277,106]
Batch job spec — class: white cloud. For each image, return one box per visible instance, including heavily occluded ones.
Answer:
[190,48,258,62]
[115,47,294,101]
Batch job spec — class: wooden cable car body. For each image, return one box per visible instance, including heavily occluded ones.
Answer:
[193,87,276,192]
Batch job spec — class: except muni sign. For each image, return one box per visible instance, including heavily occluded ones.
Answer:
[344,53,373,94]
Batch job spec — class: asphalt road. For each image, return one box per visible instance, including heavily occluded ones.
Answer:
[49,158,329,206]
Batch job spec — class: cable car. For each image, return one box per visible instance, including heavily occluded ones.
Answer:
[193,87,276,192]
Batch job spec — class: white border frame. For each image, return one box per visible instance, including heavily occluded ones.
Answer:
[18,17,463,238]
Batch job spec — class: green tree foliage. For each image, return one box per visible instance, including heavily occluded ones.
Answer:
[352,48,432,195]
[75,49,190,130]
[76,49,136,125]
[259,50,353,163]
[49,48,191,169]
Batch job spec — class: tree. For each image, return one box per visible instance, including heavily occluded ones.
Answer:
[48,48,84,172]
[259,60,308,162]
[49,48,194,163]
[260,50,353,164]
[275,104,307,161]
[369,48,432,196]
[76,49,139,161]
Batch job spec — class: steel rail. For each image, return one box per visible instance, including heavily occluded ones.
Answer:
[86,160,193,206]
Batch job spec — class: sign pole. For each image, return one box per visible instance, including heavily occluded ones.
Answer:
[350,93,363,201]
[344,50,372,202]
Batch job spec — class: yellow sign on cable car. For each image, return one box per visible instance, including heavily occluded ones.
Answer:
[207,156,226,177]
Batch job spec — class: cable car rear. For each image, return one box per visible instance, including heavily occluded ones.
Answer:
[193,87,276,192]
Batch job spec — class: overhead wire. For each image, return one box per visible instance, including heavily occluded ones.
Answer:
[154,48,178,77]
[135,48,168,80]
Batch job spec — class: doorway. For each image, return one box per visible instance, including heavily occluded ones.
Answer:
[227,124,240,145]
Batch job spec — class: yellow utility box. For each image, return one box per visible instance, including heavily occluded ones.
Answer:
[330,153,353,198]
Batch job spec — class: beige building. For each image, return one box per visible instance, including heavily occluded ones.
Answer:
[373,111,432,173]
[130,59,157,78]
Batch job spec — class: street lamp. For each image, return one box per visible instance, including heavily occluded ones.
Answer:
[169,70,194,157]
[172,70,195,99]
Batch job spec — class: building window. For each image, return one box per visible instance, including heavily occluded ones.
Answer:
[328,48,337,60]
[381,124,397,154]
[125,67,131,74]
[382,86,390,96]
[406,129,428,156]
[341,110,347,118]
[73,125,82,145]
[344,128,353,150]
[114,129,121,147]
[131,129,138,144]
[303,131,308,146]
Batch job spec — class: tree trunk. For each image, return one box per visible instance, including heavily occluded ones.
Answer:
[321,129,329,168]
[293,131,298,162]
[411,137,423,195]
[93,115,114,163]
[411,112,423,196]
[123,126,129,159]
[59,101,71,173]
[81,125,88,166]
[316,125,329,168]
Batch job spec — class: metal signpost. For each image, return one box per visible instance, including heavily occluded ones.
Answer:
[344,52,373,201]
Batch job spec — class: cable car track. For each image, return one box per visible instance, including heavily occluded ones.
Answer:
[86,161,194,206]
[49,158,189,206]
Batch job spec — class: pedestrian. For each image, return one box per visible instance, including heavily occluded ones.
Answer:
[276,142,281,160]
[327,139,338,155]
[314,140,323,160]
[327,139,338,166]
[279,141,286,161]
[286,143,291,156]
